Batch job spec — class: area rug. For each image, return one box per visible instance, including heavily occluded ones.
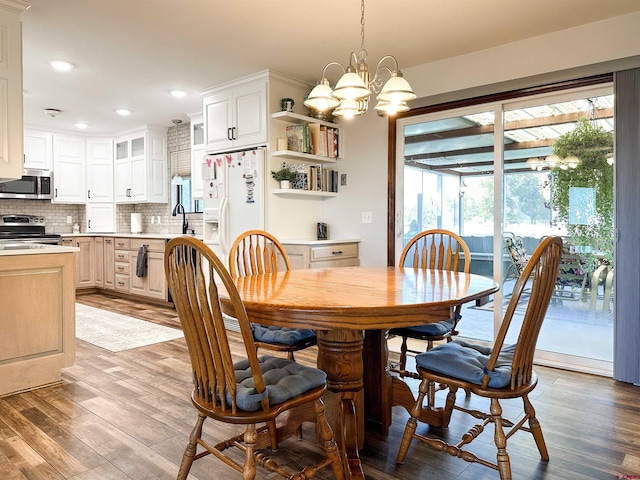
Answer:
[75,303,183,352]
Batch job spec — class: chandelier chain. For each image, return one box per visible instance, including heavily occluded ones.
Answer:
[360,0,366,54]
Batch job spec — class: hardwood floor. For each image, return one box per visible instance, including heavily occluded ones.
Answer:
[1,292,639,479]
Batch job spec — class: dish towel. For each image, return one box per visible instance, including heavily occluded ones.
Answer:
[136,244,148,277]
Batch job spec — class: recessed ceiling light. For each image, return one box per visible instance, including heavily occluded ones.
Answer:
[49,60,74,72]
[170,89,187,98]
[116,108,132,116]
[74,122,88,129]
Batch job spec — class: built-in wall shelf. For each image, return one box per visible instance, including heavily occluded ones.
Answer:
[272,189,338,198]
[272,150,338,164]
[271,111,339,129]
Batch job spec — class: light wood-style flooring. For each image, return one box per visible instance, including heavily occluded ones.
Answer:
[1,292,639,479]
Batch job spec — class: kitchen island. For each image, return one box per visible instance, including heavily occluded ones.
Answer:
[0,244,78,396]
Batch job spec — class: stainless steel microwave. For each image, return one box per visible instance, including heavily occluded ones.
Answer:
[0,170,53,199]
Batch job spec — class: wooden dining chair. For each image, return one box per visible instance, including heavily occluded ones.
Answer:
[229,230,316,361]
[164,236,344,480]
[389,229,471,381]
[396,235,563,480]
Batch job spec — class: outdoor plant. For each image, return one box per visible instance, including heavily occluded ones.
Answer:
[550,117,614,266]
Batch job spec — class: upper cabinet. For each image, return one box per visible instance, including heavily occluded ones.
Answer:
[52,133,86,203]
[24,129,53,171]
[188,112,205,199]
[0,0,29,180]
[114,126,167,204]
[202,75,267,153]
[85,137,115,232]
[86,137,114,203]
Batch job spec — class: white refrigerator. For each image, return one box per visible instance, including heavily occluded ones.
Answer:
[202,148,266,265]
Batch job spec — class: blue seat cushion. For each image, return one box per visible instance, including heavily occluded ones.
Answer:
[252,324,316,346]
[229,355,326,412]
[415,340,516,388]
[390,318,456,337]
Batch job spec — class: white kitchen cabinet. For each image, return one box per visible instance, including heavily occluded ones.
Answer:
[114,126,167,203]
[0,0,28,180]
[23,129,53,171]
[86,203,115,233]
[52,134,86,203]
[86,137,114,203]
[188,112,205,199]
[202,76,267,152]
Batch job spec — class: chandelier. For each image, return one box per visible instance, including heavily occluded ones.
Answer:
[526,155,581,171]
[303,0,416,118]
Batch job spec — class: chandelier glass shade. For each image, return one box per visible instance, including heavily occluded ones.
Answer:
[526,155,582,171]
[304,0,415,118]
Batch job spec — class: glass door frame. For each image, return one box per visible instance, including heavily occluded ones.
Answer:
[392,82,614,376]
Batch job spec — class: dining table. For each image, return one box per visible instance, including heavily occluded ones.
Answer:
[219,266,499,480]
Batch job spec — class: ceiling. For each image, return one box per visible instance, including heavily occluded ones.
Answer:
[19,0,640,135]
[403,94,615,176]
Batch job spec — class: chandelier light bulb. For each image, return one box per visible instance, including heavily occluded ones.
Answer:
[304,79,340,112]
[565,156,580,168]
[377,72,417,104]
[332,71,370,101]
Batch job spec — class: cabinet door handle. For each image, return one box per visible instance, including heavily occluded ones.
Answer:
[88,220,91,229]
[87,189,91,199]
[332,251,343,255]
[232,126,237,140]
[227,127,233,141]
[55,188,58,198]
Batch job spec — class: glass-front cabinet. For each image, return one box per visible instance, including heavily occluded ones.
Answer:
[114,127,167,204]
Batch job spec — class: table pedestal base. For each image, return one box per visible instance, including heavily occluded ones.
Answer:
[317,330,365,480]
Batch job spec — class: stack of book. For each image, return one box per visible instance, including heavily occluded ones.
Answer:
[287,164,339,193]
[285,123,339,158]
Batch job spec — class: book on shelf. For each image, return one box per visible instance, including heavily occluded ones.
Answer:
[302,164,338,193]
[284,122,339,158]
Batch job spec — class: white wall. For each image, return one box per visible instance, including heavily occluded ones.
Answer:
[329,11,640,267]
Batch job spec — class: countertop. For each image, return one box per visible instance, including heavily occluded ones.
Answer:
[60,233,203,240]
[0,244,79,256]
[278,238,361,245]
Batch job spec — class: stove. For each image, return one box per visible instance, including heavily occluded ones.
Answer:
[0,214,61,245]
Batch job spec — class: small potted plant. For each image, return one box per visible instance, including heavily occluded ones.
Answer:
[271,166,297,189]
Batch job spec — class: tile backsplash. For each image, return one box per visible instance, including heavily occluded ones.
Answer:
[0,199,202,236]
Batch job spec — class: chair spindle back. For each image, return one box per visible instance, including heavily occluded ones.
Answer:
[165,236,268,414]
[229,230,291,278]
[487,235,562,389]
[400,229,470,273]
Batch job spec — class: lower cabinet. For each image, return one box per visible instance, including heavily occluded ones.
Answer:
[94,237,104,288]
[282,241,360,270]
[130,242,167,301]
[64,235,169,302]
[62,236,95,288]
[103,237,115,290]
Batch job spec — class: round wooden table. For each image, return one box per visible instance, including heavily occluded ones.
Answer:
[222,266,499,479]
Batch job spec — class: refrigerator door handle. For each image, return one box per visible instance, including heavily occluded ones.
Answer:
[219,196,229,255]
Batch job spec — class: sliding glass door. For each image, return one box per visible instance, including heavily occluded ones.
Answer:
[395,84,614,375]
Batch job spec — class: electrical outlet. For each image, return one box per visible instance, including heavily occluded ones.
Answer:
[66,216,72,224]
[156,215,161,224]
[150,216,155,224]
[362,211,373,224]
